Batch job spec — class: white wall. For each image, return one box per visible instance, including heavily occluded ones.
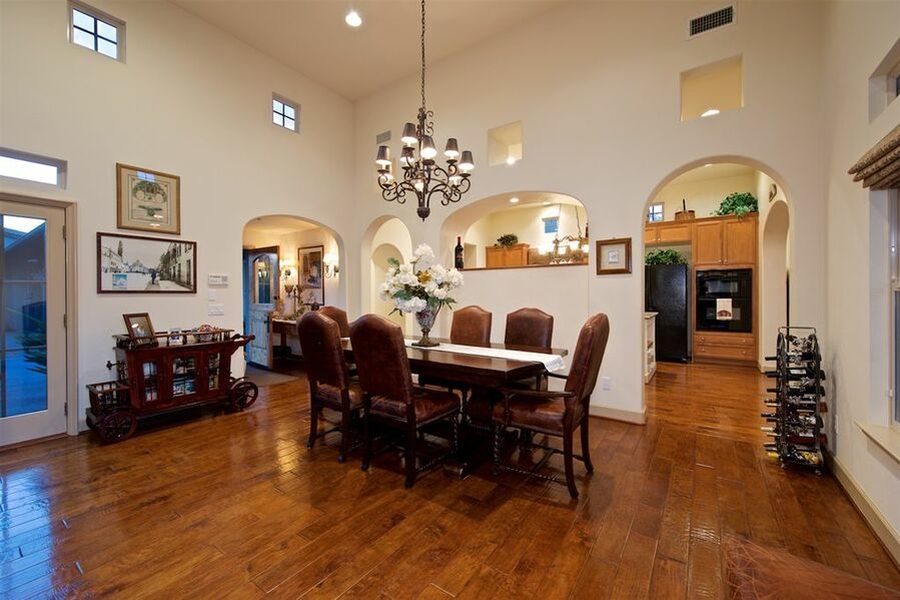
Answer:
[822,0,900,548]
[653,173,757,219]
[353,0,828,423]
[0,0,354,428]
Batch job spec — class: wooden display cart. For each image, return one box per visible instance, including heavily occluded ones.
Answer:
[86,329,257,443]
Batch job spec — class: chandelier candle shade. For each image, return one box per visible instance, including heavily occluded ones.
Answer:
[380,244,464,347]
[375,0,474,221]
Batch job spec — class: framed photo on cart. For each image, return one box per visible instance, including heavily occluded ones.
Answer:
[97,232,197,293]
[298,245,324,306]
[116,163,181,235]
[122,312,156,345]
[596,237,632,275]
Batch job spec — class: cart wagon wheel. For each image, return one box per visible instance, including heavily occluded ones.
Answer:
[97,411,137,443]
[230,378,259,411]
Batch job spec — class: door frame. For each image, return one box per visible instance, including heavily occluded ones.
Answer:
[0,191,78,440]
[242,245,280,369]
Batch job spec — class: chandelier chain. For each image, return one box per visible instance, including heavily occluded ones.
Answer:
[420,0,427,111]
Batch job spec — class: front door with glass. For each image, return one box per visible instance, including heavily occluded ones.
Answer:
[0,200,66,447]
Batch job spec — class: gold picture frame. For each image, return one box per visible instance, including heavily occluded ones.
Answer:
[596,237,632,275]
[116,163,181,234]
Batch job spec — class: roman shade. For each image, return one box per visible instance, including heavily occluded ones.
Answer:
[848,123,900,190]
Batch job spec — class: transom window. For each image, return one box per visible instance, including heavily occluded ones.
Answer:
[648,203,664,222]
[273,96,298,132]
[69,1,124,61]
[0,148,67,188]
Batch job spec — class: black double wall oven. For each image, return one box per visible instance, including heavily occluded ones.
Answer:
[696,268,752,333]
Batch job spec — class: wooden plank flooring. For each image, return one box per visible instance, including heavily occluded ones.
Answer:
[2,362,900,598]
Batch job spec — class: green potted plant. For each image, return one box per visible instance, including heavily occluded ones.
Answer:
[496,233,519,248]
[645,248,687,265]
[714,192,758,217]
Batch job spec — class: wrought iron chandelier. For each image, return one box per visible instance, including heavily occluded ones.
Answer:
[374,0,474,221]
[546,205,589,264]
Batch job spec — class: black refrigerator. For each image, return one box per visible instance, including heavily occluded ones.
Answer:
[645,264,690,362]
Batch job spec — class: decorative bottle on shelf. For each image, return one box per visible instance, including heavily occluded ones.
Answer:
[454,236,464,269]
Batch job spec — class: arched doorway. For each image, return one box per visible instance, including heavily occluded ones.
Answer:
[642,159,791,372]
[241,215,343,371]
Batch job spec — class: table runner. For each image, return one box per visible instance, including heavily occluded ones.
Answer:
[404,339,566,372]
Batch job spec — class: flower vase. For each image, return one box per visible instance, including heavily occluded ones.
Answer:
[412,305,441,347]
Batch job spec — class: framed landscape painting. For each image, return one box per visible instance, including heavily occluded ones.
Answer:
[97,232,197,293]
[116,163,181,235]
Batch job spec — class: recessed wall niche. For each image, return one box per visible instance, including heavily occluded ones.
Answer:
[680,55,743,121]
[487,121,524,167]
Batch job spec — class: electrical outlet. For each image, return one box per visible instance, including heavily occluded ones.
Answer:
[601,376,612,390]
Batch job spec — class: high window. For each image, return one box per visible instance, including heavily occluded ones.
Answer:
[272,96,298,132]
[0,148,67,188]
[69,1,124,61]
[647,203,664,222]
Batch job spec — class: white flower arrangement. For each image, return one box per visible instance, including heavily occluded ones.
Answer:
[379,244,464,314]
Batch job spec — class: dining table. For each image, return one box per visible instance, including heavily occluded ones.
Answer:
[342,337,568,478]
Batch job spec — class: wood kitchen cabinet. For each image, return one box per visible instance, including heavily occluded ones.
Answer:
[692,213,757,266]
[693,331,757,365]
[645,221,692,247]
[485,243,529,268]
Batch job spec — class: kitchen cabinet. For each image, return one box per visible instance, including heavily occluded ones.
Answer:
[693,331,756,365]
[485,243,529,268]
[645,221,692,247]
[693,213,757,266]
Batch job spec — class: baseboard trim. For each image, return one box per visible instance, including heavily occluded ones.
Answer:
[829,454,900,567]
[589,404,646,425]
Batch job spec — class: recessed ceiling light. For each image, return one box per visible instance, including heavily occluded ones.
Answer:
[506,156,517,165]
[345,10,362,27]
[509,197,520,204]
[542,200,551,206]
[700,108,720,117]
[704,163,713,167]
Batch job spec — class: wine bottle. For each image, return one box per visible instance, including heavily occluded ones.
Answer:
[454,236,464,269]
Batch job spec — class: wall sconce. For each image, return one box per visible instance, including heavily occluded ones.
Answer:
[323,253,340,278]
[280,257,295,280]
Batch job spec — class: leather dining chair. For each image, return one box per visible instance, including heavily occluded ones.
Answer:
[317,306,351,338]
[492,312,610,498]
[450,305,492,346]
[505,307,554,349]
[349,314,461,489]
[420,305,492,408]
[297,311,363,463]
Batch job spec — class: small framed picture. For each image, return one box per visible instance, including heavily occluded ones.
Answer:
[123,313,156,344]
[298,245,325,306]
[116,163,181,235]
[596,237,632,275]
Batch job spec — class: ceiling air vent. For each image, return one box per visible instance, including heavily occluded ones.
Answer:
[376,130,391,145]
[689,5,735,38]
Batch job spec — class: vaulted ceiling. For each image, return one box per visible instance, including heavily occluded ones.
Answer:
[171,0,571,101]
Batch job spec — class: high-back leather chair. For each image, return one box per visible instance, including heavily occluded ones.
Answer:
[504,307,554,349]
[297,311,362,463]
[492,313,610,498]
[450,305,492,346]
[349,314,461,488]
[318,306,351,338]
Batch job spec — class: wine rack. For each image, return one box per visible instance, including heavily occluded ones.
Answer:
[763,326,827,474]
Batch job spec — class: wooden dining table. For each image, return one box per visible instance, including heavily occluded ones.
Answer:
[342,338,568,478]
[341,338,568,389]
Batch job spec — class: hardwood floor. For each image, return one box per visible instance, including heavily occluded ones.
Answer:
[2,362,899,598]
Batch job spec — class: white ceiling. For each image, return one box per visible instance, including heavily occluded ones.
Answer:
[170,0,571,101]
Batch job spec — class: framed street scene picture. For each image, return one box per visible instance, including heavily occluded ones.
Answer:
[97,232,197,293]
